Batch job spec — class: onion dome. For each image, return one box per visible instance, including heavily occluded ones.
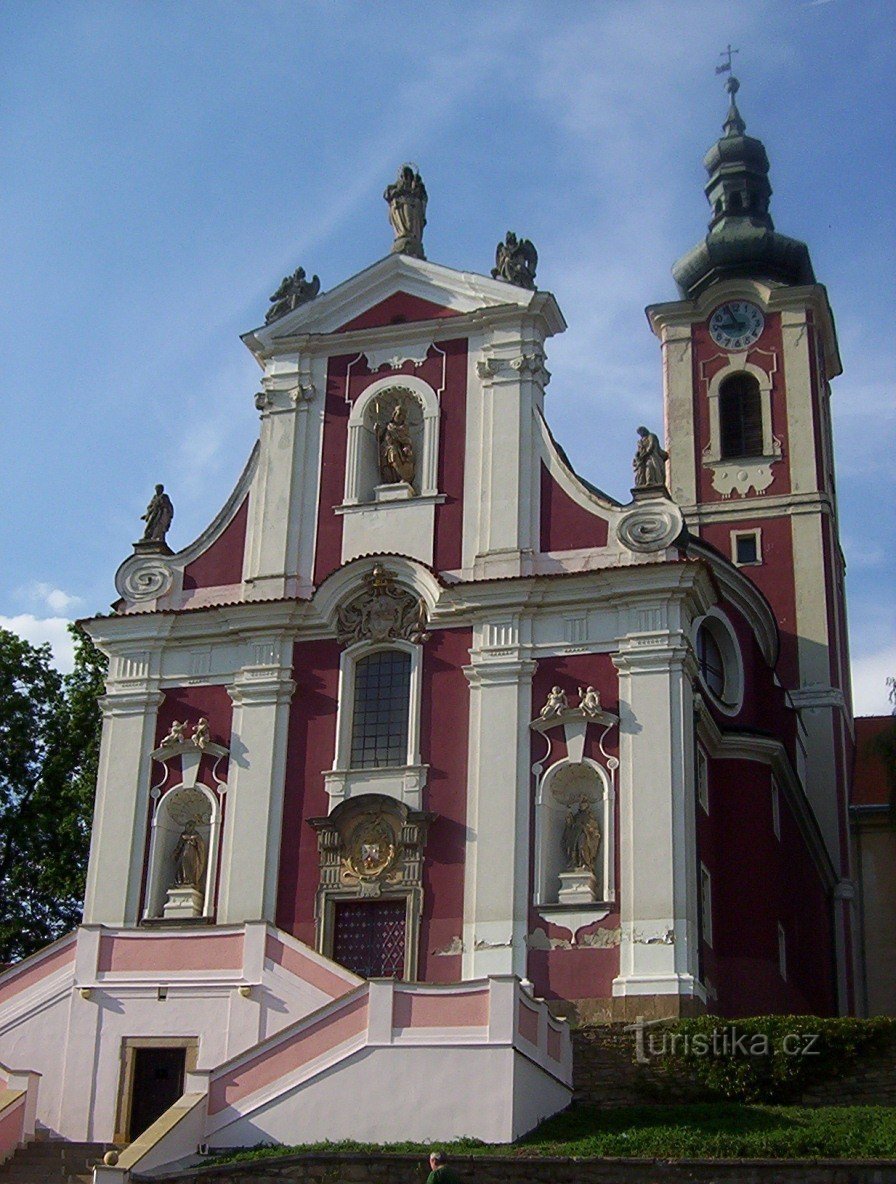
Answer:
[672,77,815,300]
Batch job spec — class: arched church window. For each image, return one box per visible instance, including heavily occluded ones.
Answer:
[696,624,726,700]
[350,649,411,768]
[693,610,744,714]
[719,373,763,458]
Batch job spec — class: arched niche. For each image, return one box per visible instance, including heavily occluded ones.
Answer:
[534,758,614,910]
[143,783,221,921]
[343,376,441,506]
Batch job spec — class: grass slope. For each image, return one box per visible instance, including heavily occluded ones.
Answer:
[208,1104,896,1165]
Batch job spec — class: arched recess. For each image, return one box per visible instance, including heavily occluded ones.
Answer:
[143,783,221,921]
[343,374,441,505]
[704,360,779,465]
[534,757,614,910]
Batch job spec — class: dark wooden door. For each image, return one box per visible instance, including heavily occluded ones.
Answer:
[333,899,406,978]
[129,1047,186,1140]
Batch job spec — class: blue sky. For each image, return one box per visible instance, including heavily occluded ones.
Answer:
[1,1,893,712]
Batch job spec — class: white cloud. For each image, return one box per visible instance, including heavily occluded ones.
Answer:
[17,580,85,615]
[851,645,896,717]
[0,615,77,674]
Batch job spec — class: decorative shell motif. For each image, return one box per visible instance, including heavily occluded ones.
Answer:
[335,565,429,647]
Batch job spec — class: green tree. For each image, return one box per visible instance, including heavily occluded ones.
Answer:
[0,623,106,964]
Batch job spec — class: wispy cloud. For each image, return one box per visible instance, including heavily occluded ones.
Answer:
[0,614,76,674]
[22,581,86,615]
[852,644,896,716]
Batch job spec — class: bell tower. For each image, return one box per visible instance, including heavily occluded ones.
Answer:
[647,75,855,1009]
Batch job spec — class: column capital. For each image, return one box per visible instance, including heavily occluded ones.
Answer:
[99,687,164,718]
[227,673,296,708]
[463,658,537,688]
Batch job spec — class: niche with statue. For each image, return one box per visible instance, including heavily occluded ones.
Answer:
[530,686,617,940]
[142,720,228,922]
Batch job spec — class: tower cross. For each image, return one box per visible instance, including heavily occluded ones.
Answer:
[716,44,739,75]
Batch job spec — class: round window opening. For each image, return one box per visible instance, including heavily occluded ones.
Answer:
[695,615,742,710]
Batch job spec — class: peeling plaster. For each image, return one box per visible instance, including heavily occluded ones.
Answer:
[431,936,464,956]
[633,928,675,945]
[474,936,513,950]
[579,926,621,949]
[527,925,621,951]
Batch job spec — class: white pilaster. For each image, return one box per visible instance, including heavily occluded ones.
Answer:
[462,654,536,979]
[82,686,164,926]
[217,641,296,924]
[611,620,702,1011]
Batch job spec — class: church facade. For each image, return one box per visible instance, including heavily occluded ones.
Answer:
[0,80,856,1167]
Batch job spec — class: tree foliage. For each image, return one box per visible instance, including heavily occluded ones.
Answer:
[0,624,106,964]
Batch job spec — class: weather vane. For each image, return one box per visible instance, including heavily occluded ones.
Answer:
[716,44,739,75]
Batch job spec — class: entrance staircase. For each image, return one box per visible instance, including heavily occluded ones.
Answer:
[0,1140,113,1184]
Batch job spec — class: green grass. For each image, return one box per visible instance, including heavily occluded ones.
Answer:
[206,1104,896,1165]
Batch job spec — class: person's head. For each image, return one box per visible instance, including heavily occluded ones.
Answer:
[429,1150,447,1169]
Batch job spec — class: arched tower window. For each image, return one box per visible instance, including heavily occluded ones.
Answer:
[719,372,763,458]
[350,650,412,768]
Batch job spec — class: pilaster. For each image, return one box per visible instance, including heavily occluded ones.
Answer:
[461,653,536,979]
[217,640,296,924]
[611,617,703,1018]
[82,685,164,926]
[242,351,326,599]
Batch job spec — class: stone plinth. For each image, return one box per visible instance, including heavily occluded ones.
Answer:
[558,868,598,904]
[374,482,414,502]
[162,886,203,919]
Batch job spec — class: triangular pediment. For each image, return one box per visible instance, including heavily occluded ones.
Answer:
[242,253,559,353]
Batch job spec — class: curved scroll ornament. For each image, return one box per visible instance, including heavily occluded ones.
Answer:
[115,552,175,602]
[616,501,684,554]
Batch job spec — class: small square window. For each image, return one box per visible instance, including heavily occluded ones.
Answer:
[778,923,787,981]
[697,746,709,814]
[771,776,781,840]
[732,530,761,566]
[700,864,713,948]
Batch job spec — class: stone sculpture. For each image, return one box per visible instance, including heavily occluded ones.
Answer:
[193,717,210,750]
[140,485,174,545]
[562,797,602,872]
[578,686,601,717]
[540,686,568,720]
[633,426,669,489]
[492,231,537,289]
[378,404,416,486]
[265,267,321,324]
[335,564,429,647]
[384,164,427,258]
[173,821,206,889]
[160,720,186,748]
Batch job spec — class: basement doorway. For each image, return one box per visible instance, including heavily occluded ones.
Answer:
[115,1038,198,1144]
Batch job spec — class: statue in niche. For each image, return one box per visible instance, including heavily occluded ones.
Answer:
[578,686,601,717]
[173,821,206,889]
[562,796,602,873]
[265,267,321,324]
[140,484,174,545]
[492,231,538,289]
[193,717,211,750]
[540,686,568,720]
[377,403,416,486]
[384,164,427,259]
[633,425,669,488]
[160,720,186,748]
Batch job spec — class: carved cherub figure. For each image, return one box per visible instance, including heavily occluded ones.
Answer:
[160,720,186,748]
[193,717,211,750]
[578,686,601,717]
[540,686,568,720]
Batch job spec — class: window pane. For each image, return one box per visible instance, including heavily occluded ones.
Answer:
[350,650,411,768]
[720,374,763,458]
[697,626,725,699]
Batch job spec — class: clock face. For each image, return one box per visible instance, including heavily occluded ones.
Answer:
[708,301,765,351]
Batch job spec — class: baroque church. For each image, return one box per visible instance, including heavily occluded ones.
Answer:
[0,76,857,1169]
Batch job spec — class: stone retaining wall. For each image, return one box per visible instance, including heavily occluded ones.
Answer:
[148,1152,896,1184]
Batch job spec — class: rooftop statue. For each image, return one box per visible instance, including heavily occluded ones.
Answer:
[492,231,537,289]
[265,267,321,324]
[384,164,427,259]
[140,484,174,545]
[633,426,669,489]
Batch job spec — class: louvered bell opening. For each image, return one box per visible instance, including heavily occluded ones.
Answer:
[720,373,763,458]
